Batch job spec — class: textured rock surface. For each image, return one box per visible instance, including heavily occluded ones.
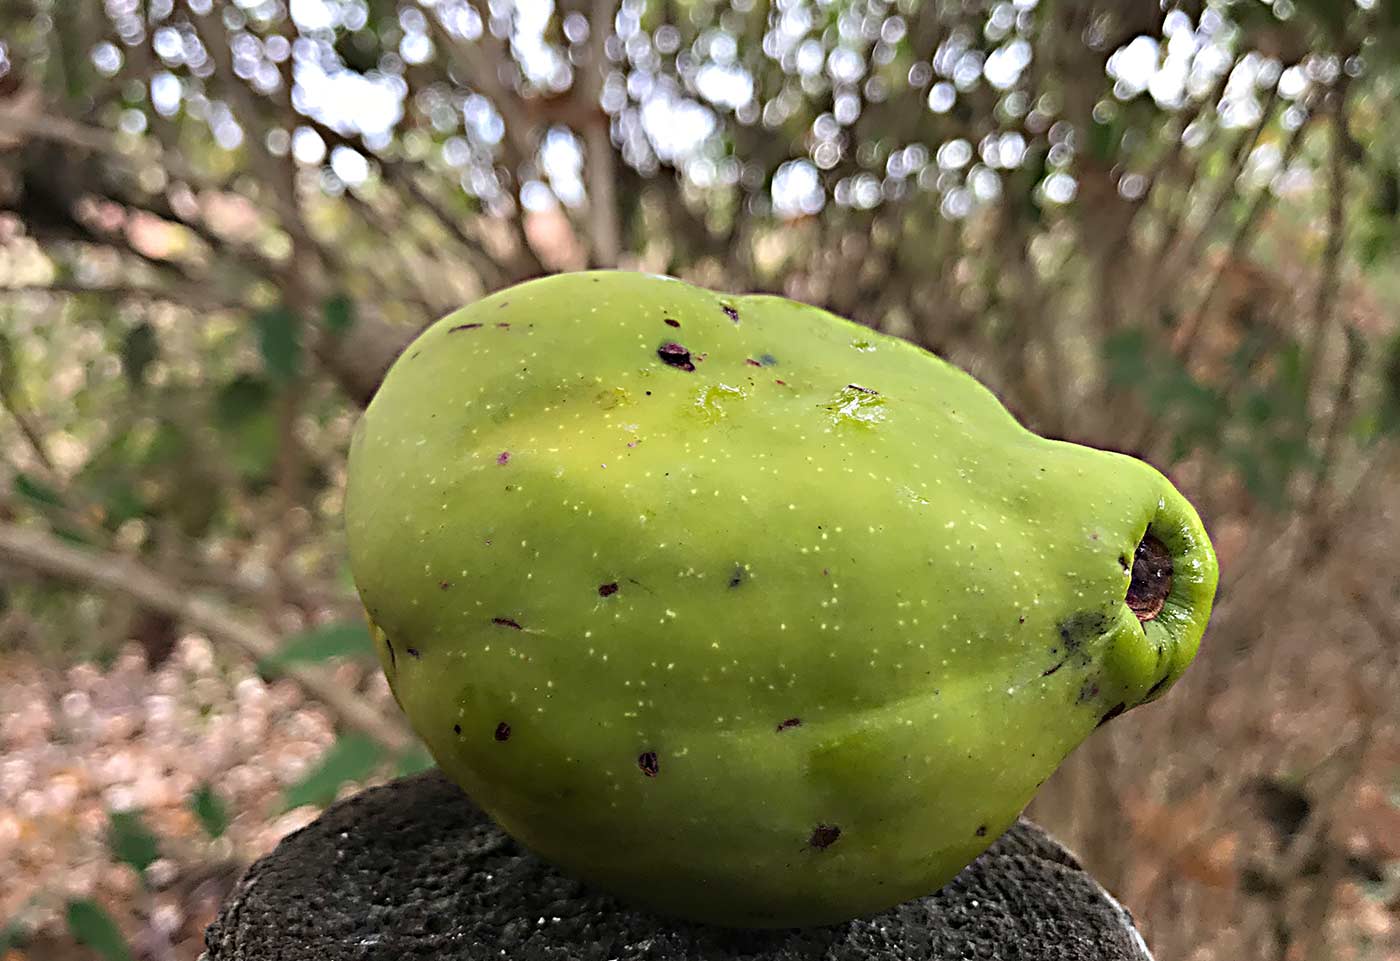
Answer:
[203,770,1152,961]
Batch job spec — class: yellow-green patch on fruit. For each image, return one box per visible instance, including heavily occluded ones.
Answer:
[345,270,1218,928]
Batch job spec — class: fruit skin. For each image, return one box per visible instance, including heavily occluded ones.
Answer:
[345,270,1219,928]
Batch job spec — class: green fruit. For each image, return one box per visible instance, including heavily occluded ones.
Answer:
[345,270,1218,928]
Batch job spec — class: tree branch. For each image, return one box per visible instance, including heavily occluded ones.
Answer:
[415,0,547,277]
[1301,82,1350,403]
[581,0,621,266]
[0,522,412,752]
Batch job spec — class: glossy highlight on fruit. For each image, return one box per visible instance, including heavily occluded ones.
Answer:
[344,270,1219,928]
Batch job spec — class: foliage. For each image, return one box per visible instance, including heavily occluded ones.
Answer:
[279,733,386,811]
[106,811,161,876]
[65,900,132,961]
[255,620,374,675]
[189,784,231,840]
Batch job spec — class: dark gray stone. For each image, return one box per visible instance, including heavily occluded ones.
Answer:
[203,770,1152,961]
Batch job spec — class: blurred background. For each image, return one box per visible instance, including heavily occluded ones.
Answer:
[0,0,1396,958]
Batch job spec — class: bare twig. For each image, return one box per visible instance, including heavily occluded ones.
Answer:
[581,0,621,266]
[1280,682,1380,961]
[182,4,302,239]
[1132,113,1314,457]
[416,0,547,277]
[0,95,208,187]
[0,280,229,310]
[0,523,412,751]
[0,388,57,474]
[1301,326,1363,538]
[1170,108,1310,363]
[1149,80,1275,293]
[301,115,512,287]
[1301,84,1350,404]
[0,101,126,154]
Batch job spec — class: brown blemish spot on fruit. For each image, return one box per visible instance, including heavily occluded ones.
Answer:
[453,724,462,735]
[775,378,787,385]
[598,582,619,597]
[494,722,511,741]
[664,318,680,328]
[384,636,397,671]
[492,617,523,630]
[975,824,988,837]
[497,451,511,465]
[1041,660,1065,677]
[721,304,740,322]
[1058,611,1109,653]
[1077,680,1100,704]
[439,580,451,590]
[846,383,876,393]
[728,565,745,588]
[410,350,421,360]
[1018,615,1027,624]
[448,322,483,333]
[1097,702,1127,728]
[776,717,802,732]
[496,322,511,329]
[657,342,695,372]
[406,647,421,658]
[638,751,659,777]
[745,358,762,367]
[1126,534,1173,623]
[809,824,841,850]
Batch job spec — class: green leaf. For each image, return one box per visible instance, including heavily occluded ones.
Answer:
[106,811,159,875]
[1358,223,1395,268]
[214,377,280,483]
[142,420,190,469]
[1373,167,1399,218]
[188,784,230,839]
[0,330,17,400]
[281,733,384,811]
[1086,112,1121,163]
[323,294,355,334]
[120,323,159,387]
[13,469,90,542]
[396,745,436,777]
[1102,330,1144,383]
[1381,332,1400,430]
[230,409,281,485]
[100,484,147,529]
[65,900,132,961]
[1349,408,1382,446]
[258,621,373,675]
[253,306,301,382]
[0,918,27,954]
[13,472,64,509]
[335,29,383,73]
[215,375,273,426]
